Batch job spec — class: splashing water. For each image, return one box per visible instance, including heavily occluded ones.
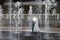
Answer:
[9,0,12,38]
[44,0,51,39]
[14,1,22,34]
[28,6,33,28]
[0,5,3,39]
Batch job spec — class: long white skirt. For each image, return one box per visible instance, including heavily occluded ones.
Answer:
[34,21,40,32]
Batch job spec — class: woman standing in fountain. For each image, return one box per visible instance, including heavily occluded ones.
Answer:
[32,17,40,32]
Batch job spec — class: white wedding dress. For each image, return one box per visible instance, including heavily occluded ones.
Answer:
[33,20,40,32]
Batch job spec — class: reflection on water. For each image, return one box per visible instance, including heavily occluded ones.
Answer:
[0,31,60,40]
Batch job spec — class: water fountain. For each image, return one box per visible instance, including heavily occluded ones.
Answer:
[0,0,59,40]
[44,0,51,39]
[52,8,59,20]
[40,0,56,33]
[17,6,24,26]
[28,6,33,28]
[9,0,13,39]
[52,0,57,16]
[0,5,3,39]
[57,14,59,20]
[52,1,59,20]
[12,1,21,34]
[0,5,3,18]
[38,0,42,28]
[43,0,57,39]
[52,9,56,16]
[13,1,24,34]
[0,5,3,31]
[44,0,51,32]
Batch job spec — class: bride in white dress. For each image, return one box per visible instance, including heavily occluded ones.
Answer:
[32,17,40,32]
